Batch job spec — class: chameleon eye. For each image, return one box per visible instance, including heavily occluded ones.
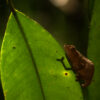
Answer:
[72,48,75,51]
[70,46,75,51]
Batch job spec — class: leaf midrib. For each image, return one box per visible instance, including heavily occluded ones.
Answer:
[12,11,45,100]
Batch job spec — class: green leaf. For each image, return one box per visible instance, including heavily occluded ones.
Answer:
[86,0,100,100]
[0,10,83,100]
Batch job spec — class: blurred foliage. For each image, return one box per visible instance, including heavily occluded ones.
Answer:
[12,0,89,55]
[87,0,100,99]
[0,0,94,53]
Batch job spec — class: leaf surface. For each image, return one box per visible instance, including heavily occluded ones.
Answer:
[0,10,83,100]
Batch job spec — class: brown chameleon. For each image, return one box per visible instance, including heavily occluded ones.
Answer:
[64,44,94,87]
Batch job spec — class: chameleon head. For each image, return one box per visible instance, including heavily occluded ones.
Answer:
[64,44,75,52]
[64,44,76,57]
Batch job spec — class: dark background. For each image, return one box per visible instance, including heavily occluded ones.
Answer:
[0,0,90,55]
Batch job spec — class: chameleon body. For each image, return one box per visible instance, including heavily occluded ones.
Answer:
[64,44,94,87]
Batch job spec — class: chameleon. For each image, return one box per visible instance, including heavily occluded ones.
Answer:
[64,44,94,87]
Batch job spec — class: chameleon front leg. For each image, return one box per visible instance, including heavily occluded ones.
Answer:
[56,57,72,70]
[81,79,91,87]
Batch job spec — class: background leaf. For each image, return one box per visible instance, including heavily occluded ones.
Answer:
[85,0,100,99]
[0,10,83,100]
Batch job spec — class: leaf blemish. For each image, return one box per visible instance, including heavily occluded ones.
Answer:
[12,46,16,49]
[65,72,68,76]
[56,57,71,70]
[63,71,69,77]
